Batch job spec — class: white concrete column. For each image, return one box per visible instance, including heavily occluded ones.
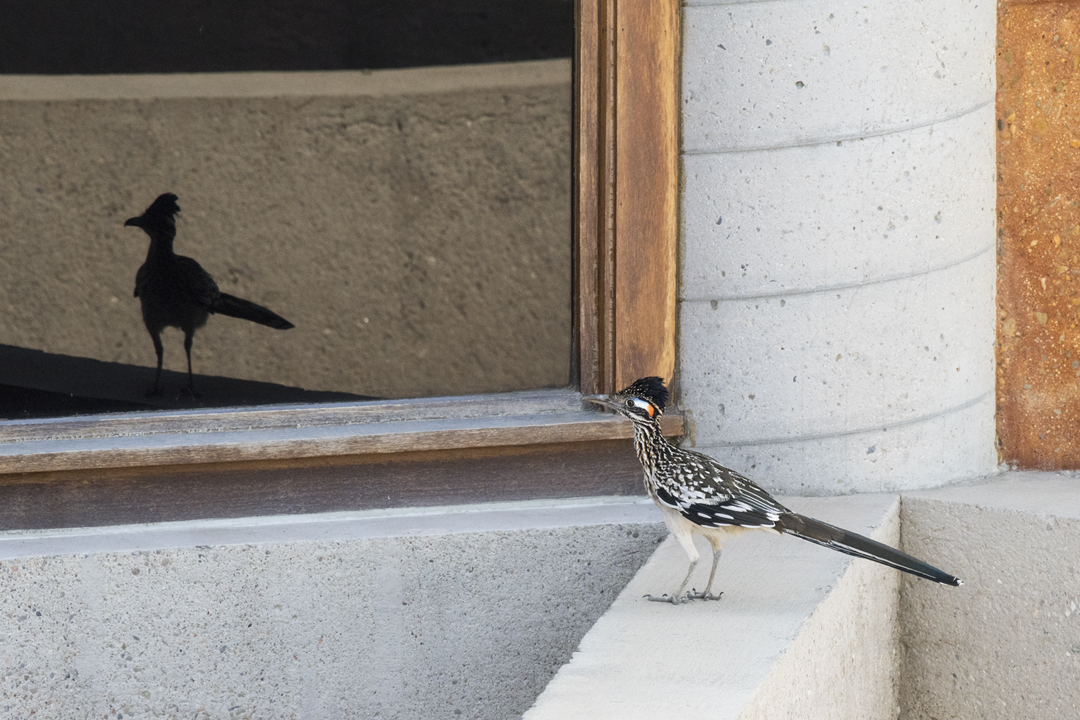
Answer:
[678,0,997,493]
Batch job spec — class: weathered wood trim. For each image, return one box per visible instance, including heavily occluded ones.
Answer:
[0,439,655,531]
[0,397,683,475]
[576,0,680,394]
[613,0,680,390]
[575,0,609,395]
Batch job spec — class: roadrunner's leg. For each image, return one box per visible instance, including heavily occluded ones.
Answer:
[687,545,724,601]
[182,330,199,396]
[644,526,700,604]
[147,332,165,396]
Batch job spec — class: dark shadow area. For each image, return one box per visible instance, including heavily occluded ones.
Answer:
[0,344,376,420]
[0,0,573,75]
[0,385,149,420]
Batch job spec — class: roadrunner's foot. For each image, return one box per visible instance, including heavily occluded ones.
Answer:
[644,593,692,604]
[686,588,723,601]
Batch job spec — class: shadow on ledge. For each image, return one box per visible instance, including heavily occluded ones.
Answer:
[0,343,378,420]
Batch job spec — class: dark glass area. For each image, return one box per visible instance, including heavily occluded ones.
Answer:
[0,0,574,75]
[0,1,573,420]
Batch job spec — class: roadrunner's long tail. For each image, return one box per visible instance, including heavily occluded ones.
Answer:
[777,512,961,586]
[214,293,294,329]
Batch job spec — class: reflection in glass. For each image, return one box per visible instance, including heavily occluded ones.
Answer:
[126,193,295,397]
[0,2,573,418]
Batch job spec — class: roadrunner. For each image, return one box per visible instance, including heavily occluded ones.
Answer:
[586,377,961,603]
[125,193,294,396]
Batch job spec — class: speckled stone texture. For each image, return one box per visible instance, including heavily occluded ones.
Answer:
[996,3,1080,468]
[678,0,997,493]
[0,521,665,719]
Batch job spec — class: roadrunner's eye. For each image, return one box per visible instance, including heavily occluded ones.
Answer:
[629,397,655,417]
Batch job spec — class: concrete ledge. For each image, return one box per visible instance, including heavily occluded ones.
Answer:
[526,493,908,719]
[900,472,1080,720]
[528,474,1080,719]
[0,497,665,719]
[0,59,571,101]
[6,475,1075,718]
[0,495,660,560]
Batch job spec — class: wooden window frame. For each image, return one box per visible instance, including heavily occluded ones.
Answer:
[0,0,680,530]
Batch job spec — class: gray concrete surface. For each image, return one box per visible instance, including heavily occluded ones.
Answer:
[6,477,1077,719]
[528,476,1080,719]
[677,0,997,493]
[526,493,909,719]
[900,473,1080,720]
[0,60,571,401]
[0,496,665,719]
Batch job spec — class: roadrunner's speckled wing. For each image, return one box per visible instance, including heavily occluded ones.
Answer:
[650,447,787,530]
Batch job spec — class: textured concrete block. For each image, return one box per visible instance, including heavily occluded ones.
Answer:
[687,394,996,496]
[900,473,1080,720]
[682,0,995,152]
[526,493,908,720]
[681,104,995,300]
[736,504,902,720]
[681,251,994,441]
[679,246,996,491]
[0,498,666,719]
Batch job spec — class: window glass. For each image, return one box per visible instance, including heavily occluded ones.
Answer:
[0,1,574,418]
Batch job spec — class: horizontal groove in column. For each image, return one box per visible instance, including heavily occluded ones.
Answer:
[680,241,994,304]
[705,390,992,448]
[682,99,993,157]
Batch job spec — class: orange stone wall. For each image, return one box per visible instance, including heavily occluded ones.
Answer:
[997,2,1080,467]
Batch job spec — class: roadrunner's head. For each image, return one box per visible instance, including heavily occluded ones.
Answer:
[125,193,180,238]
[584,376,669,426]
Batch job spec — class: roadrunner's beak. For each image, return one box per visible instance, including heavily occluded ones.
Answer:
[583,394,622,412]
[124,216,143,228]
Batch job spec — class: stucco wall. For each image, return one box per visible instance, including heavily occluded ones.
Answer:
[0,60,571,401]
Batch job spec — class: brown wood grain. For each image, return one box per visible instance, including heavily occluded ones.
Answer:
[613,0,679,391]
[576,0,680,395]
[1,408,683,476]
[600,0,619,394]
[575,0,601,394]
[0,439,649,531]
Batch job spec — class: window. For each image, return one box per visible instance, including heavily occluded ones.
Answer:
[0,0,679,529]
[1,2,576,412]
